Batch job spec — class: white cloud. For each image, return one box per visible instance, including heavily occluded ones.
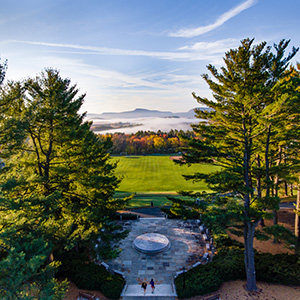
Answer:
[9,40,220,62]
[179,38,238,53]
[169,0,257,38]
[178,38,241,64]
[10,40,189,60]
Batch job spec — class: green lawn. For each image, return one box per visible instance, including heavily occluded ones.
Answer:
[111,155,219,207]
[111,155,297,208]
[114,191,173,207]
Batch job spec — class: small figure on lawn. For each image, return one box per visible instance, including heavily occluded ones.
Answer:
[149,278,155,293]
[141,282,147,295]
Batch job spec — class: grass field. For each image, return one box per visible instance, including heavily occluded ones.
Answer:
[111,155,220,207]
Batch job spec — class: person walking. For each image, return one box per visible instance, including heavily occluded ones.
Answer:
[149,278,155,293]
[141,282,147,295]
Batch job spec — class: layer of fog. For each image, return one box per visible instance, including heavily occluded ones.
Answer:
[91,117,198,134]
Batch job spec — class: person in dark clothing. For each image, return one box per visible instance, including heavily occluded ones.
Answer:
[149,278,155,293]
[141,282,147,295]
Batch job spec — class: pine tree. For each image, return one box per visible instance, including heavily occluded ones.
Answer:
[0,214,68,300]
[0,56,7,85]
[177,39,298,291]
[0,69,127,296]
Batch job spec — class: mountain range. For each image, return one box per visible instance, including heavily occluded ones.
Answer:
[86,107,210,120]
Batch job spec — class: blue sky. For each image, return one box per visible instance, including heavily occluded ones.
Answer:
[1,0,299,113]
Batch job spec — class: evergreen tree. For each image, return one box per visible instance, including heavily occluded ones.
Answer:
[0,56,7,85]
[283,63,300,239]
[177,39,298,291]
[0,215,68,300]
[0,69,127,297]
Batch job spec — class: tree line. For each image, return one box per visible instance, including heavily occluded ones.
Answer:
[100,130,194,155]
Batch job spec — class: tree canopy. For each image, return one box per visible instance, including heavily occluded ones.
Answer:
[0,68,127,298]
[175,38,299,291]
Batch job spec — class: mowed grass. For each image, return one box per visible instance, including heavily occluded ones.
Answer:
[115,192,174,207]
[111,155,219,194]
[112,155,294,208]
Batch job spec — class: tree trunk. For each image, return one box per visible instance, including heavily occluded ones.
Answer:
[244,221,257,291]
[256,155,265,227]
[284,157,288,196]
[295,176,300,238]
[284,181,288,196]
[273,211,278,226]
[242,114,257,291]
[273,146,282,226]
[265,125,271,200]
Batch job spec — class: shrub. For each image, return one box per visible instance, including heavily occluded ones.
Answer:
[161,203,200,219]
[117,213,138,220]
[213,247,245,281]
[71,262,124,299]
[56,250,125,299]
[175,264,222,299]
[212,232,244,249]
[160,207,181,219]
[175,241,300,299]
[255,253,300,286]
[100,280,125,299]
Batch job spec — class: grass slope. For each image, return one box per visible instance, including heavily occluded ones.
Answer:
[111,155,219,206]
[112,155,295,208]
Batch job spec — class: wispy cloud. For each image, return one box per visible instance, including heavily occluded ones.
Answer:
[10,40,221,62]
[36,56,201,112]
[169,0,257,38]
[34,55,200,92]
[10,40,191,60]
[179,38,239,53]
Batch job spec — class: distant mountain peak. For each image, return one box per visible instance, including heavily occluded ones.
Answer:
[86,107,210,120]
[133,108,170,112]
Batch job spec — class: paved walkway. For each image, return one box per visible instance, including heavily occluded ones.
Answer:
[123,206,167,218]
[104,216,207,299]
[121,284,176,298]
[280,201,296,208]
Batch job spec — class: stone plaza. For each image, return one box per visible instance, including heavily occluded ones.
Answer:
[103,217,210,299]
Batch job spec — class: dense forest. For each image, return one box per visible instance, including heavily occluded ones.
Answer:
[100,129,195,155]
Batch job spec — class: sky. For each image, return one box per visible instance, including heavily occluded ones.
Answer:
[1,0,299,114]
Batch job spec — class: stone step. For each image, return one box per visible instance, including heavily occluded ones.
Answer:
[121,284,177,298]
[121,297,176,300]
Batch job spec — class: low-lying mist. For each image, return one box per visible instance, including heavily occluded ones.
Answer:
[91,116,198,134]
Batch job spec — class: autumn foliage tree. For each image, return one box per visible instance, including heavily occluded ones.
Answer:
[107,130,193,155]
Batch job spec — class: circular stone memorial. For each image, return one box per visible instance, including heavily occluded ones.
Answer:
[133,233,170,254]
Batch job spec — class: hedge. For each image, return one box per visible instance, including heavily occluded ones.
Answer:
[255,253,300,286]
[116,212,139,220]
[56,250,125,299]
[160,206,199,219]
[175,263,222,298]
[175,244,300,299]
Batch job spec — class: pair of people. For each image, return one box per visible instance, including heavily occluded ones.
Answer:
[141,279,155,295]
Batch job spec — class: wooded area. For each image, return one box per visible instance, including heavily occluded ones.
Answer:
[0,67,128,299]
[100,130,194,155]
